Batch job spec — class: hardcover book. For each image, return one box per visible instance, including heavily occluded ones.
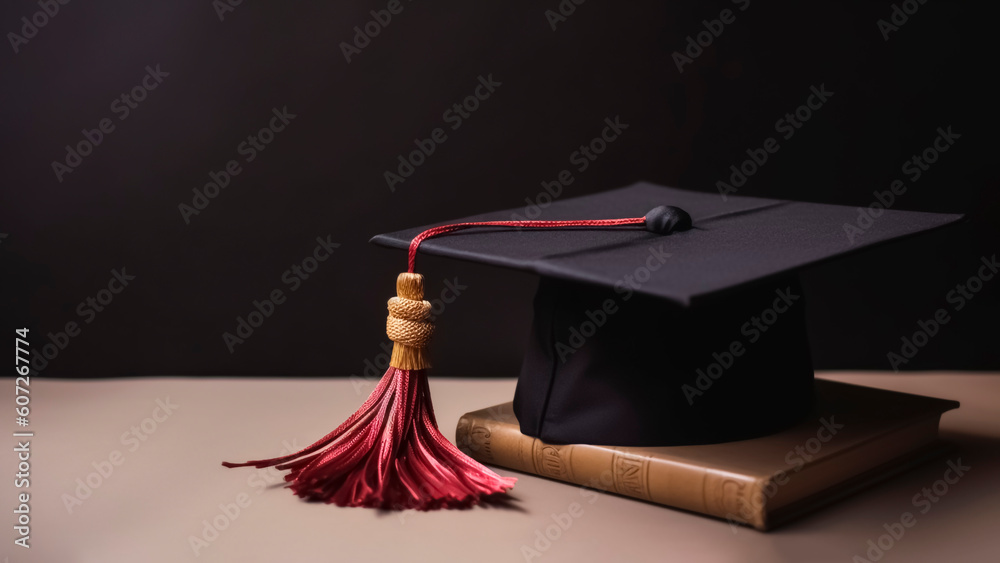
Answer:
[455,379,958,530]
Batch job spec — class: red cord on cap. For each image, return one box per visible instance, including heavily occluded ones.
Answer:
[407,217,648,272]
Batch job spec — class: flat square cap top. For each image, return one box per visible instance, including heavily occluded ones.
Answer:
[370,182,962,306]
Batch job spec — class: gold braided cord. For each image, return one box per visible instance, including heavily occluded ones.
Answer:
[387,273,433,370]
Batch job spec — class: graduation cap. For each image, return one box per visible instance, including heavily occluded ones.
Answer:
[224,182,961,509]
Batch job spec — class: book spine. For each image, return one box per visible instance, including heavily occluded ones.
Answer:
[456,412,768,530]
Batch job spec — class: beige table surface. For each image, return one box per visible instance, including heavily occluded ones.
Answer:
[3,372,998,563]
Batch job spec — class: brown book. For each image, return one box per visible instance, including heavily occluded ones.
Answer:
[455,379,958,530]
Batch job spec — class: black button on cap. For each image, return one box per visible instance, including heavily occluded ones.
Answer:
[645,206,692,234]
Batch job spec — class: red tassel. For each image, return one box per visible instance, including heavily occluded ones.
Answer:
[224,216,653,508]
[223,366,515,509]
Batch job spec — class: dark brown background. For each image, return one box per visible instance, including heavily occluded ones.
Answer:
[2,0,996,377]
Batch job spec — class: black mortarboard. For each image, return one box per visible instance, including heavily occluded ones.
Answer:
[370,182,962,447]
